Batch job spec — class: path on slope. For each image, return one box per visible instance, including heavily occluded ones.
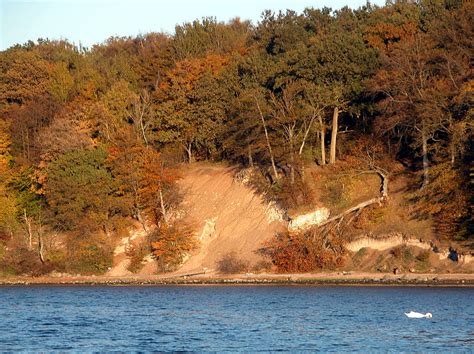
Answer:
[175,164,285,274]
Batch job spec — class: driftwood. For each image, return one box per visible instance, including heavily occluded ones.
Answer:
[318,168,389,228]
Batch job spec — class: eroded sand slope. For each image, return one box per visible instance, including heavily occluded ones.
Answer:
[176,164,285,274]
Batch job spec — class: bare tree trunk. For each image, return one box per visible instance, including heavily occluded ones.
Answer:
[24,209,33,250]
[329,107,339,164]
[133,91,150,146]
[318,115,326,166]
[449,119,456,165]
[159,189,169,226]
[290,139,295,185]
[38,231,45,264]
[254,96,279,181]
[136,208,148,232]
[248,145,253,168]
[421,123,429,189]
[140,118,148,147]
[185,143,194,163]
[26,129,30,161]
[298,113,316,156]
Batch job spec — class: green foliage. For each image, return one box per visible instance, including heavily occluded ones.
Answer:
[49,62,74,102]
[391,245,414,263]
[172,17,250,60]
[66,235,113,274]
[45,148,117,231]
[320,175,353,211]
[8,167,43,217]
[352,247,368,267]
[416,249,431,263]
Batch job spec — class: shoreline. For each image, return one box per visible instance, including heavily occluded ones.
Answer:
[1,272,473,287]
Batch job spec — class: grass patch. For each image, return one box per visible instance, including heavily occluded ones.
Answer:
[352,247,368,267]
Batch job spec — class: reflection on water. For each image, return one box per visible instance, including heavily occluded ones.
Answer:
[0,286,473,351]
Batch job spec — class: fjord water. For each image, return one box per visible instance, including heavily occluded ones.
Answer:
[0,286,472,351]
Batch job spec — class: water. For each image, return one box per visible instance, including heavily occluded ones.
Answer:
[0,286,472,352]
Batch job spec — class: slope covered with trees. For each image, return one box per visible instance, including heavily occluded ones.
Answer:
[0,0,472,275]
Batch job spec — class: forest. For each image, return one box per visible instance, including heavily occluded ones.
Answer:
[0,0,472,275]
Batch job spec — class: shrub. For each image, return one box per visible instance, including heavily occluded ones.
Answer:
[150,223,196,272]
[126,241,149,273]
[0,246,46,276]
[391,245,414,263]
[402,247,414,262]
[262,230,346,273]
[271,177,316,212]
[252,260,273,273]
[352,247,368,267]
[45,148,118,231]
[217,252,249,274]
[391,246,403,259]
[416,249,431,263]
[66,235,114,275]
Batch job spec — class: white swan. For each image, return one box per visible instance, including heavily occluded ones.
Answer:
[405,311,432,318]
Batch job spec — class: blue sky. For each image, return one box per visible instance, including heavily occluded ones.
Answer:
[1,0,386,50]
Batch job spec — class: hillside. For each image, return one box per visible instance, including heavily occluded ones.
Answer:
[106,164,285,276]
[176,164,286,273]
[1,1,472,278]
[103,162,473,277]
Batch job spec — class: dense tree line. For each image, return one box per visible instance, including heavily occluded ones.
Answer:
[0,0,472,274]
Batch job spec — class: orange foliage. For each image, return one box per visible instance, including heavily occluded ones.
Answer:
[107,128,181,224]
[159,54,229,92]
[263,231,346,273]
[150,223,197,272]
[364,21,418,53]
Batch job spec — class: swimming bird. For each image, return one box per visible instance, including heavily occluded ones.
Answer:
[405,311,432,318]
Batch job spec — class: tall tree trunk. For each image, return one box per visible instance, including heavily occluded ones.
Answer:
[290,138,295,185]
[329,107,339,164]
[185,143,193,163]
[449,119,455,165]
[24,209,33,250]
[159,189,169,226]
[254,96,279,181]
[298,113,316,156]
[421,123,429,189]
[133,184,147,232]
[38,231,45,264]
[26,129,30,161]
[136,208,147,232]
[318,115,326,166]
[248,145,253,168]
[140,118,148,147]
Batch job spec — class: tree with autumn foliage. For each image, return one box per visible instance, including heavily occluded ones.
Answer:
[263,229,346,273]
[150,223,197,272]
[155,54,232,162]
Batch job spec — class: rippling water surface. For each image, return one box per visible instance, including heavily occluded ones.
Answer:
[0,285,472,351]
